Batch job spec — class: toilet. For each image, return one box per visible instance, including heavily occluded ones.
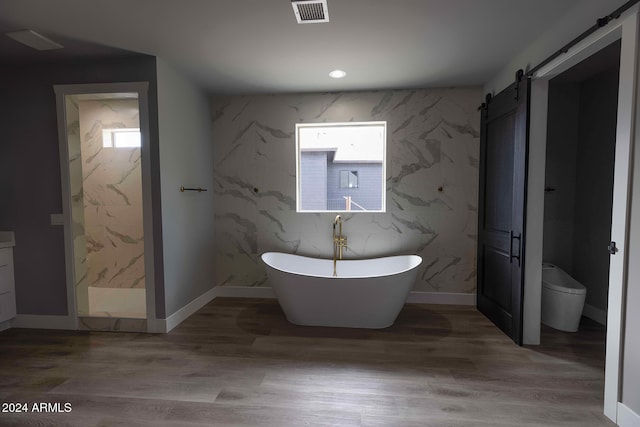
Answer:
[541,263,587,332]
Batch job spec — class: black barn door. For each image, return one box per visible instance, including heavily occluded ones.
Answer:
[477,73,530,345]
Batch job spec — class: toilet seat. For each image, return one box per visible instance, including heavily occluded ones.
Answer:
[542,263,587,295]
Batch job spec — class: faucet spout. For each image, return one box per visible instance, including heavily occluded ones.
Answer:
[332,215,347,276]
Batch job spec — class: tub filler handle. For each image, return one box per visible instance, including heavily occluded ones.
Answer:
[509,230,521,266]
[333,215,347,276]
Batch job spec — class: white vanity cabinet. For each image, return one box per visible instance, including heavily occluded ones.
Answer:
[0,232,16,323]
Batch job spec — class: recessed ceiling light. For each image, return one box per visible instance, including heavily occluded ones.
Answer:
[329,70,346,79]
[5,29,63,51]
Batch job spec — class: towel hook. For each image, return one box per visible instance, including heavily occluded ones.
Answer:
[180,186,207,192]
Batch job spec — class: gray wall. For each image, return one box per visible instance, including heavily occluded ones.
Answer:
[544,67,618,312]
[0,55,162,316]
[543,84,580,272]
[572,68,618,311]
[211,88,481,293]
[156,59,216,318]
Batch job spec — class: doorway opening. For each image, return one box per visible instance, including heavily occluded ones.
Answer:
[65,92,146,319]
[55,82,157,332]
[542,40,621,339]
[518,7,638,422]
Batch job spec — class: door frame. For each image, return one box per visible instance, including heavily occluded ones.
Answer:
[526,5,639,422]
[53,82,158,332]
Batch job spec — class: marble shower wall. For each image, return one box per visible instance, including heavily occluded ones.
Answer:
[212,89,481,293]
[78,99,145,290]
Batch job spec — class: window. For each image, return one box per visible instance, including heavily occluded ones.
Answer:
[102,128,141,148]
[339,171,359,188]
[296,121,386,212]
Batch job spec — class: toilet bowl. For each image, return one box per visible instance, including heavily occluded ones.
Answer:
[541,263,587,332]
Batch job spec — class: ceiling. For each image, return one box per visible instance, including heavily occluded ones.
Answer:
[0,0,586,94]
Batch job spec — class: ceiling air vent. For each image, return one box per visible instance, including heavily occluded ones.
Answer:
[291,0,329,24]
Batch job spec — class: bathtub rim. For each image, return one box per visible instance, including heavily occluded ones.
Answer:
[261,251,422,279]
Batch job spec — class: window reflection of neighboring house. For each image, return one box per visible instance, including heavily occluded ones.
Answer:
[300,149,383,211]
[297,121,386,212]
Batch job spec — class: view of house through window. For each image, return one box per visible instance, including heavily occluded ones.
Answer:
[296,121,386,212]
[340,170,359,189]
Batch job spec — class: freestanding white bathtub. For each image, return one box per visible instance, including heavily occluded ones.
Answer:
[261,252,422,329]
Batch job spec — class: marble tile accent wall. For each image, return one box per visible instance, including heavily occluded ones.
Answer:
[78,99,145,291]
[211,89,481,293]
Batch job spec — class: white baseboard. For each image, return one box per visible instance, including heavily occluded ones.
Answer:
[583,303,607,326]
[406,291,476,305]
[146,318,166,334]
[12,314,76,330]
[8,288,218,334]
[212,286,475,306]
[214,286,276,298]
[163,286,218,333]
[617,402,640,427]
[0,320,11,332]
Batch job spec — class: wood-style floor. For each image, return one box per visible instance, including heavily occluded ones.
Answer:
[0,298,612,426]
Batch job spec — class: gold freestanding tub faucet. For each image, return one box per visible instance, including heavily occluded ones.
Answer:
[333,215,347,276]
